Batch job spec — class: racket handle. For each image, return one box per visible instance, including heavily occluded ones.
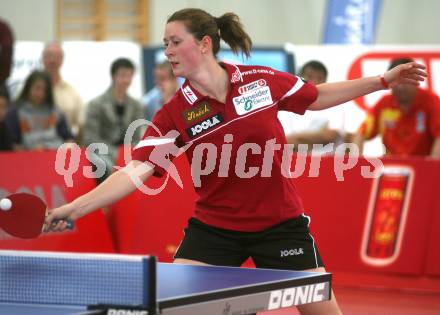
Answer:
[52,219,75,230]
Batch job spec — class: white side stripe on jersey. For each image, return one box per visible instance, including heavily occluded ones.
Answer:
[134,137,176,149]
[280,76,305,100]
[302,214,319,268]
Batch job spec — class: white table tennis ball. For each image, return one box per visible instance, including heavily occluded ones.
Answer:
[0,198,12,211]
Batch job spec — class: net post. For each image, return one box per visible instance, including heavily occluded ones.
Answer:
[143,255,157,314]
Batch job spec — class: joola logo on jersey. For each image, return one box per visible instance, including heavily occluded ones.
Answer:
[186,113,224,138]
[268,283,327,310]
[233,86,273,115]
[183,102,212,124]
[238,79,266,94]
[281,248,304,257]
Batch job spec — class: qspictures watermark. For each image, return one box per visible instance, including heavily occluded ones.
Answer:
[54,119,383,195]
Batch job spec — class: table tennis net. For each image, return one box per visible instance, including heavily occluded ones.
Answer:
[0,251,153,306]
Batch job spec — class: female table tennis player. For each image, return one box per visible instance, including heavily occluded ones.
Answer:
[46,8,426,315]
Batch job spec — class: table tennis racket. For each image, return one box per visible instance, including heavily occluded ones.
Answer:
[0,192,74,239]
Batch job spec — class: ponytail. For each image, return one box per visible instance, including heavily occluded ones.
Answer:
[215,13,252,58]
[167,8,252,58]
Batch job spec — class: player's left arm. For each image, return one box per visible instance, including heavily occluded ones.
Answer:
[308,62,426,111]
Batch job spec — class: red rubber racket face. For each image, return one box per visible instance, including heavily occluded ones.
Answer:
[0,193,47,239]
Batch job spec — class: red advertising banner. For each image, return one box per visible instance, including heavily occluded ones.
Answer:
[360,166,413,266]
[425,164,440,276]
[294,156,439,276]
[0,149,114,253]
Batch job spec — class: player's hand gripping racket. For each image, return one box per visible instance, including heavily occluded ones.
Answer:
[0,192,74,239]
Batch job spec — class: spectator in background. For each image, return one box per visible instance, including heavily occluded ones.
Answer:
[0,84,13,151]
[42,42,85,141]
[5,70,73,151]
[353,58,440,158]
[0,19,14,86]
[300,60,328,85]
[83,58,143,181]
[284,60,346,152]
[143,60,179,121]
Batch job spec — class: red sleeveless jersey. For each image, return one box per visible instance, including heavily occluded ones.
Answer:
[132,63,318,231]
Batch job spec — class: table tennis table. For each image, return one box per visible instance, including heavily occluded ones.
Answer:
[0,250,332,314]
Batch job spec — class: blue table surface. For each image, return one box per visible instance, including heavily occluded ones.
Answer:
[157,263,324,300]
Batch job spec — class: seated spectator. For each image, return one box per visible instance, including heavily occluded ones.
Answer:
[5,70,73,151]
[353,58,440,158]
[42,42,85,141]
[282,60,346,153]
[143,60,179,121]
[83,58,143,181]
[0,84,13,151]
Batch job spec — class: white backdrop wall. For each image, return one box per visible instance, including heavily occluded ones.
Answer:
[1,0,440,45]
[0,0,55,41]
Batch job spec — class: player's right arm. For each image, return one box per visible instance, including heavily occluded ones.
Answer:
[45,160,154,231]
[46,102,179,231]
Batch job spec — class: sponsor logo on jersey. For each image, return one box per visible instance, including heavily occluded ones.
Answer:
[182,102,212,124]
[267,283,327,310]
[240,68,275,77]
[233,86,273,115]
[231,68,243,83]
[186,113,224,138]
[238,79,266,94]
[280,248,304,257]
[182,85,198,104]
[231,67,275,83]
